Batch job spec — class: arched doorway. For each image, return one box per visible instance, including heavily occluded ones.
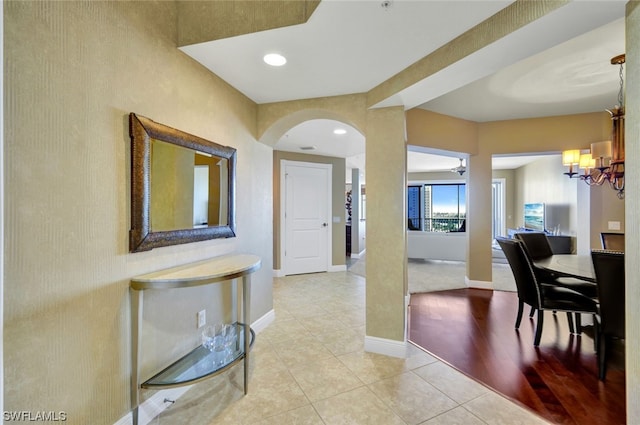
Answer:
[269,118,365,276]
[259,100,410,357]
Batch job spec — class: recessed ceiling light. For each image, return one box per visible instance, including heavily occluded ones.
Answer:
[333,128,347,135]
[263,53,287,66]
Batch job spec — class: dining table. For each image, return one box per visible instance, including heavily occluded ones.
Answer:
[533,254,596,283]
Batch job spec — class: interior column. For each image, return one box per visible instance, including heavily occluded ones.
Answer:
[364,106,408,356]
[466,146,493,286]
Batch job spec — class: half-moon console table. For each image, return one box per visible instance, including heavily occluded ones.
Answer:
[130,254,261,425]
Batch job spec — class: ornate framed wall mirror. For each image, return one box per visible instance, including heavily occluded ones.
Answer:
[129,113,236,252]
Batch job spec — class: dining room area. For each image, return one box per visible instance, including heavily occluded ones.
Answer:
[408,229,626,425]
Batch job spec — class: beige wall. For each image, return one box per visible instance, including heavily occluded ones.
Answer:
[176,0,320,46]
[407,110,614,160]
[5,2,273,424]
[492,169,517,232]
[588,182,626,248]
[514,156,578,235]
[272,151,347,270]
[624,3,639,423]
[406,109,478,154]
[480,112,611,153]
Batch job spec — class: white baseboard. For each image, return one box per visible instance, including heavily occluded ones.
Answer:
[364,335,408,359]
[114,386,192,425]
[251,309,275,334]
[275,266,347,276]
[329,264,347,272]
[465,277,493,290]
[350,249,366,259]
[115,310,276,425]
[404,294,410,348]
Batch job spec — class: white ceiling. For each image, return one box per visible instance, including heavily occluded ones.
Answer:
[180,0,627,181]
[420,17,626,122]
[181,0,514,104]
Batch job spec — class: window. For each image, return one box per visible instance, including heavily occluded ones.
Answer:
[407,186,422,230]
[407,183,466,232]
[492,179,505,241]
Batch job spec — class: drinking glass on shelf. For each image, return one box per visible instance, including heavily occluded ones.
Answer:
[223,323,237,349]
[222,324,237,363]
[202,323,238,366]
[201,324,224,352]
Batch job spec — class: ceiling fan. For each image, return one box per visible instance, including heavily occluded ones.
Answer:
[451,158,466,175]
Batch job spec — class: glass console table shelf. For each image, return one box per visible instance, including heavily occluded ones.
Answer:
[130,254,261,425]
[142,324,255,388]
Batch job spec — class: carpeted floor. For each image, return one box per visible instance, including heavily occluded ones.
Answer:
[347,252,517,293]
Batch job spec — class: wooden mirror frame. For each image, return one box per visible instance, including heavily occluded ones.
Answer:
[129,113,236,252]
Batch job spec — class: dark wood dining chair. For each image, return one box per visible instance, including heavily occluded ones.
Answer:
[515,232,597,302]
[514,232,553,260]
[591,249,625,380]
[600,232,624,251]
[497,237,598,346]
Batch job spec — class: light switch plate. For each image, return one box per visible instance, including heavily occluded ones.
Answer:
[608,221,621,231]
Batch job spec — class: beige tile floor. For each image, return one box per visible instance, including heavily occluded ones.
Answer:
[154,271,550,425]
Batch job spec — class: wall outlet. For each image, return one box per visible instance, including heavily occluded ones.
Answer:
[608,221,621,231]
[197,310,206,328]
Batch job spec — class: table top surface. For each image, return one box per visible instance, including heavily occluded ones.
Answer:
[131,253,261,290]
[534,254,595,282]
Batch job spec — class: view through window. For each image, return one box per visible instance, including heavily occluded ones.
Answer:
[407,184,466,232]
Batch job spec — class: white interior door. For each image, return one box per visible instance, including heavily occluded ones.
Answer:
[282,161,331,275]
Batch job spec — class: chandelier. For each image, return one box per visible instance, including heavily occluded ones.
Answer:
[562,54,625,199]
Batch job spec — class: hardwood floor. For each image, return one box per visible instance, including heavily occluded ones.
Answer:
[408,289,625,425]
